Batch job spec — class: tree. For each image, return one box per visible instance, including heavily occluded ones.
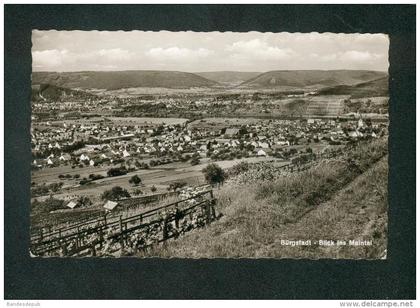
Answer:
[101,186,131,201]
[129,174,142,186]
[77,196,92,207]
[202,163,226,187]
[150,185,157,193]
[107,166,128,177]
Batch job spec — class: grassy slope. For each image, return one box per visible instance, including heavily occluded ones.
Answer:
[141,139,388,258]
[317,77,389,98]
[32,84,98,101]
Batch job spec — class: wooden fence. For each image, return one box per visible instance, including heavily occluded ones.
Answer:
[30,189,216,257]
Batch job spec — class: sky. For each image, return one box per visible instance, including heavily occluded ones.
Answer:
[32,30,389,72]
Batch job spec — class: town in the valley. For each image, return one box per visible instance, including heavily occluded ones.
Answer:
[30,31,389,258]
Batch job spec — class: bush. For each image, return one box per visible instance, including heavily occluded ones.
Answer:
[79,179,91,185]
[77,196,92,207]
[101,186,131,201]
[202,163,226,186]
[229,161,250,177]
[168,181,187,192]
[31,182,64,197]
[133,188,144,196]
[31,197,66,215]
[107,166,128,177]
[129,175,142,186]
[31,185,49,197]
[89,174,105,181]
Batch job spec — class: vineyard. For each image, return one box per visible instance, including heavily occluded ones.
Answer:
[30,187,217,257]
[29,146,360,258]
[304,99,345,116]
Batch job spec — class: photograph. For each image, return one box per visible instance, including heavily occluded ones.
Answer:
[29,30,390,259]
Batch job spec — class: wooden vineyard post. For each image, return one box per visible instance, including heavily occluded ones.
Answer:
[91,245,96,256]
[205,202,211,224]
[174,209,179,229]
[76,226,81,249]
[119,215,124,249]
[174,203,181,229]
[61,240,68,256]
[162,217,169,241]
[163,218,168,240]
[99,226,103,249]
[103,215,107,226]
[210,199,216,220]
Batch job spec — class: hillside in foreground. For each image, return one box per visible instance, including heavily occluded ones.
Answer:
[32,70,219,90]
[139,138,388,258]
[240,70,388,89]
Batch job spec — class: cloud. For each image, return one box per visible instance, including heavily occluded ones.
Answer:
[32,48,135,70]
[97,48,134,61]
[309,53,338,62]
[32,31,389,72]
[227,39,295,61]
[32,49,68,68]
[339,50,383,62]
[145,47,213,60]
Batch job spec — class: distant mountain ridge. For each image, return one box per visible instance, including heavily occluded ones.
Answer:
[32,70,388,91]
[239,70,388,89]
[196,71,261,85]
[32,70,219,90]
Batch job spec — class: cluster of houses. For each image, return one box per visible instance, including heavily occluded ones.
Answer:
[31,113,388,170]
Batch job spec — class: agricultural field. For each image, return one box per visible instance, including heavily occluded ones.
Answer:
[105,117,188,126]
[32,156,287,202]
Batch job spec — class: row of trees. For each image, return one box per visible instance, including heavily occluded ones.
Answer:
[101,163,226,201]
